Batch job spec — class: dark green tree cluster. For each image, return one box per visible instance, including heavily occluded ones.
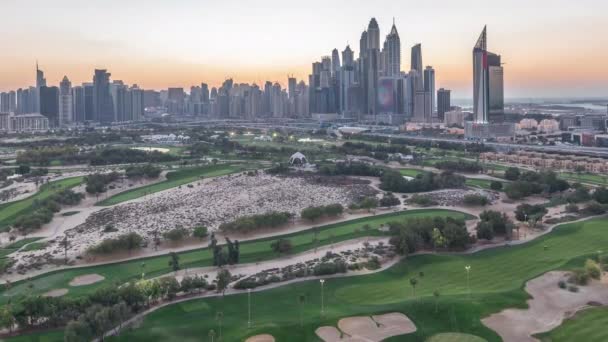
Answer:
[85,172,120,195]
[318,162,384,177]
[218,211,293,233]
[16,146,85,166]
[476,210,514,240]
[163,227,189,242]
[380,170,465,193]
[124,164,162,178]
[270,238,293,254]
[89,148,176,166]
[87,232,143,255]
[353,135,493,153]
[208,233,240,267]
[435,160,483,173]
[349,196,379,211]
[462,194,489,206]
[301,204,344,221]
[504,170,569,199]
[379,192,401,207]
[388,216,471,254]
[593,187,608,204]
[334,141,411,160]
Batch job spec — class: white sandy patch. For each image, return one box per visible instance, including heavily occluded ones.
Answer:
[316,312,416,341]
[245,334,275,342]
[69,273,105,286]
[43,288,68,297]
[482,271,608,342]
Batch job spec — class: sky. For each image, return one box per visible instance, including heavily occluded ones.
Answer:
[1,0,607,99]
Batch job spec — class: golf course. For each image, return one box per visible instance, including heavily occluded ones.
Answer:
[5,210,608,341]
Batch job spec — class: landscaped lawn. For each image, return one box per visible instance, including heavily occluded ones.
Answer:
[535,306,608,342]
[96,164,248,206]
[96,217,608,342]
[559,172,608,187]
[0,209,471,304]
[0,177,84,231]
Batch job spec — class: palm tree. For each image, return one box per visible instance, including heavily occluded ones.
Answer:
[409,278,418,299]
[433,290,440,313]
[298,294,306,327]
[215,311,224,341]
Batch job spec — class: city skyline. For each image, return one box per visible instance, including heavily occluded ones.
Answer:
[2,0,608,98]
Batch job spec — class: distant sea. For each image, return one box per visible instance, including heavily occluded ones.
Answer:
[452,98,608,113]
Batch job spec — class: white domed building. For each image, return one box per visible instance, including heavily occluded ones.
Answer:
[289,152,308,166]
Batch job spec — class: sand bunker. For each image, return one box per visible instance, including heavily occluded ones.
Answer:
[43,288,68,297]
[69,273,105,286]
[316,312,416,341]
[245,334,275,342]
[482,271,608,342]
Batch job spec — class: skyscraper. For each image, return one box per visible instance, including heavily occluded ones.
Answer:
[473,26,504,123]
[35,62,46,113]
[40,86,59,127]
[383,20,401,77]
[58,76,73,126]
[410,44,423,76]
[72,86,85,122]
[366,18,380,115]
[424,66,436,116]
[331,49,341,77]
[437,88,451,120]
[340,45,356,116]
[93,69,115,123]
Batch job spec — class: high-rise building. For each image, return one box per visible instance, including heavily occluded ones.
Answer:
[411,44,423,76]
[58,76,73,126]
[424,66,436,115]
[35,62,46,113]
[72,86,85,122]
[366,18,380,115]
[383,20,401,77]
[473,26,502,123]
[437,88,451,120]
[340,45,356,116]
[40,86,59,127]
[83,83,94,121]
[331,49,341,77]
[93,69,115,123]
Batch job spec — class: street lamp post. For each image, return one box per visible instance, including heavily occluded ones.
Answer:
[465,265,471,298]
[320,279,326,316]
[598,250,603,276]
[247,289,252,328]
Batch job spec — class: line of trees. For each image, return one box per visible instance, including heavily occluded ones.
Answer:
[124,164,162,179]
[86,232,143,255]
[301,204,344,222]
[218,211,293,233]
[85,172,120,195]
[503,169,570,199]
[318,162,384,177]
[435,160,483,173]
[380,170,465,193]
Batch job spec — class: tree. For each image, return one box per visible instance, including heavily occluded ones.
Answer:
[504,167,520,181]
[0,305,15,334]
[593,187,608,204]
[490,181,503,191]
[64,319,93,342]
[298,294,306,327]
[433,290,440,313]
[431,228,446,250]
[270,238,293,254]
[192,226,208,240]
[379,192,401,207]
[476,221,494,240]
[216,269,232,296]
[16,164,31,175]
[409,278,418,299]
[168,252,180,272]
[515,204,548,225]
[215,311,224,341]
[301,206,323,222]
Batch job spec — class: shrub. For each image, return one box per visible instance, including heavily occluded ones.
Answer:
[504,167,520,181]
[192,226,208,240]
[270,238,293,254]
[462,194,489,206]
[565,204,579,213]
[568,285,579,292]
[585,259,602,280]
[568,268,589,285]
[163,227,189,241]
[558,280,567,289]
[87,233,143,255]
[583,201,607,215]
[379,192,401,207]
[408,195,437,207]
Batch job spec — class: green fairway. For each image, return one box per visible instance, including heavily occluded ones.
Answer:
[465,178,501,190]
[0,177,84,231]
[426,332,487,342]
[559,172,608,187]
[97,164,246,206]
[535,306,608,342]
[96,216,608,342]
[0,209,470,304]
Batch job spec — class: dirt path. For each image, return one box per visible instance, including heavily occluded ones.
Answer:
[482,271,608,342]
